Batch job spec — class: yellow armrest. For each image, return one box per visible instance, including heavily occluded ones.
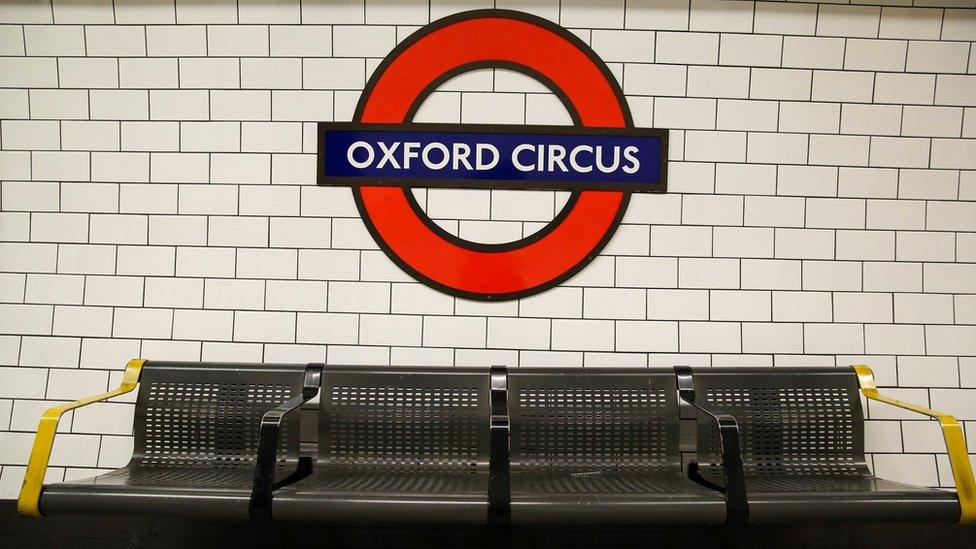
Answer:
[853,364,976,525]
[16,359,145,517]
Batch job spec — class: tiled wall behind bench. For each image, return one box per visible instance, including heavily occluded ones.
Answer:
[1,0,976,497]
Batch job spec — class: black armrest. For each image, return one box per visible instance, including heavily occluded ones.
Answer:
[487,365,511,526]
[249,364,323,521]
[675,366,748,526]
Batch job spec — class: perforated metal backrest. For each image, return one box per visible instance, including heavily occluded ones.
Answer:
[133,362,307,469]
[319,366,491,470]
[692,367,865,476]
[508,368,679,470]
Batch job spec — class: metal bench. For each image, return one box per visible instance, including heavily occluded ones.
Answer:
[17,360,312,519]
[18,361,974,526]
[677,365,975,524]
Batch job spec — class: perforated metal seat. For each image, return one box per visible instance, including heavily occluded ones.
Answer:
[507,368,726,524]
[39,362,308,519]
[689,367,961,524]
[272,366,492,523]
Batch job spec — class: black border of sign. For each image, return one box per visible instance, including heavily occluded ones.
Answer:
[320,8,667,301]
[316,122,669,193]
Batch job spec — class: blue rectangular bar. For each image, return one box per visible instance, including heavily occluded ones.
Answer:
[318,123,667,193]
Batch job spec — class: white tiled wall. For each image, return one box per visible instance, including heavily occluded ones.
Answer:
[1,0,976,497]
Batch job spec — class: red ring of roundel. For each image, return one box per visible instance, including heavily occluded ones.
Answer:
[350,9,634,301]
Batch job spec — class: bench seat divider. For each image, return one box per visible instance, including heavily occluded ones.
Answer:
[488,365,511,526]
[249,364,324,521]
[674,365,748,526]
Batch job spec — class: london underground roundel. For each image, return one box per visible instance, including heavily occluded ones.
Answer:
[318,10,668,301]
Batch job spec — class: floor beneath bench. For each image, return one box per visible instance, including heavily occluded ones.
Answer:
[2,501,974,549]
